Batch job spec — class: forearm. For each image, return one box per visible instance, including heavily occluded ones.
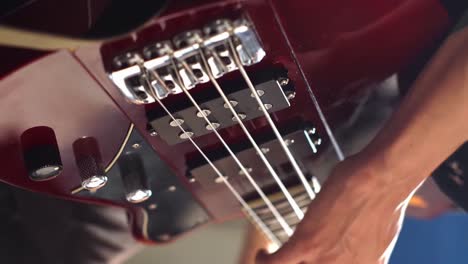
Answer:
[330,26,468,264]
[257,20,468,264]
[361,27,468,195]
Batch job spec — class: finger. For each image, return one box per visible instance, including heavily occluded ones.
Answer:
[255,241,305,264]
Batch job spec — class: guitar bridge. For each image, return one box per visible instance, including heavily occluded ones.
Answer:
[108,18,265,105]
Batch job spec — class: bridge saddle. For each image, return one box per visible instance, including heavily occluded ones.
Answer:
[109,18,265,105]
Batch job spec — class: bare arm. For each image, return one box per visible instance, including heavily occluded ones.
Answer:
[257,25,468,264]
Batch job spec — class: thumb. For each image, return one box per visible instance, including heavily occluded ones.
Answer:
[255,242,304,264]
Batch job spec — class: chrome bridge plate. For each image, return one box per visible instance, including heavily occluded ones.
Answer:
[108,18,265,105]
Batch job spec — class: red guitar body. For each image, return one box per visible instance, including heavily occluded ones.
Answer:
[0,0,453,244]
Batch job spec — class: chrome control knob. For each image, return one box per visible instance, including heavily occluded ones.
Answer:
[73,137,108,191]
[119,152,152,203]
[21,127,63,181]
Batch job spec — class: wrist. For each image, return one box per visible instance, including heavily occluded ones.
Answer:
[339,151,422,202]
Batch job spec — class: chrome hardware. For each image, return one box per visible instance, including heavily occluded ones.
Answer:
[109,52,154,105]
[205,122,220,130]
[257,147,270,155]
[149,129,158,137]
[278,77,289,87]
[304,128,321,153]
[108,18,265,104]
[143,42,183,97]
[173,30,210,87]
[238,167,253,175]
[284,139,295,146]
[223,100,238,108]
[179,131,194,139]
[131,143,141,149]
[196,109,211,118]
[127,189,152,203]
[232,113,247,122]
[169,118,185,127]
[232,19,266,66]
[251,90,265,97]
[214,175,227,184]
[82,176,108,191]
[259,104,273,110]
[203,19,237,77]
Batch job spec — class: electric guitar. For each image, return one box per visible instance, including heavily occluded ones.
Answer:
[0,0,459,249]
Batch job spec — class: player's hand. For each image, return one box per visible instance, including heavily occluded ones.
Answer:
[256,156,414,264]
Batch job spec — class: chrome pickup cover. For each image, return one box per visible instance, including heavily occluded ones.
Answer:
[109,18,266,105]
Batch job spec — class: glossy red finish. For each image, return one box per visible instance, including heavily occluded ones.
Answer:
[0,0,451,242]
[0,50,129,195]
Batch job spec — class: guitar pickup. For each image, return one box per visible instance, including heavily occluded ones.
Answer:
[186,128,322,191]
[146,72,294,145]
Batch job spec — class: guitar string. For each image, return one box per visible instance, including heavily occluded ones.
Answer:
[227,38,317,200]
[142,70,281,245]
[163,57,294,236]
[269,2,345,161]
[197,48,305,220]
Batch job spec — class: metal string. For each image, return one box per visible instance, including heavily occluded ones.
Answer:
[197,49,305,220]
[165,59,293,236]
[227,38,317,200]
[142,70,281,245]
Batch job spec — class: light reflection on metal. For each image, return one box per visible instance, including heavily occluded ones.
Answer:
[108,18,265,105]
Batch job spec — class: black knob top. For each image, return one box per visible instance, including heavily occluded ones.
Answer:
[119,151,152,203]
[73,137,108,191]
[21,127,62,181]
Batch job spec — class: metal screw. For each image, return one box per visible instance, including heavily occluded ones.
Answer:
[232,113,247,122]
[259,104,273,111]
[314,138,322,146]
[196,109,211,118]
[311,177,321,193]
[179,131,194,139]
[170,118,184,127]
[278,77,289,86]
[286,91,296,100]
[256,147,270,155]
[239,167,253,175]
[168,185,177,192]
[285,139,295,146]
[189,178,197,183]
[250,90,265,97]
[149,130,158,137]
[132,143,141,149]
[224,100,239,108]
[215,176,228,184]
[206,122,220,131]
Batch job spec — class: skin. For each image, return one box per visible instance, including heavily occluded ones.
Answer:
[256,26,468,264]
